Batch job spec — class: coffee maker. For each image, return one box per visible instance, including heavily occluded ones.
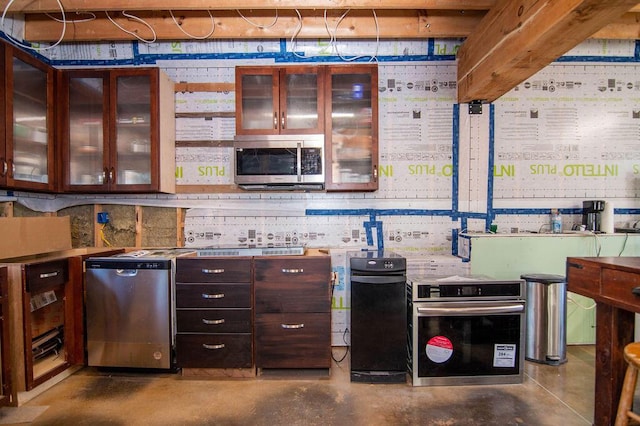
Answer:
[582,200,605,232]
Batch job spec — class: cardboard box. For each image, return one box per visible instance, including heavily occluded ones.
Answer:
[0,216,72,260]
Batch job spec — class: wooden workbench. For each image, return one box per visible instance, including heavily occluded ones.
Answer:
[566,256,640,425]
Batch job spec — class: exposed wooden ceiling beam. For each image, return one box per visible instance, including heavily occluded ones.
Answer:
[23,10,486,41]
[457,0,640,104]
[0,0,496,13]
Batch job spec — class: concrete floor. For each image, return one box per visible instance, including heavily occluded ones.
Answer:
[15,345,596,425]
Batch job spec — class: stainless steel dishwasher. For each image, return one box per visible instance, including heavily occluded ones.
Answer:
[85,249,193,369]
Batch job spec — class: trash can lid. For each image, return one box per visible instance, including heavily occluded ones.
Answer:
[520,273,565,284]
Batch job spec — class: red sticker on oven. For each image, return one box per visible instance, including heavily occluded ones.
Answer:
[425,336,453,363]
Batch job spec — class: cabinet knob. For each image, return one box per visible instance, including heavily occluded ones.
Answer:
[281,111,285,129]
[273,112,278,130]
[0,158,6,176]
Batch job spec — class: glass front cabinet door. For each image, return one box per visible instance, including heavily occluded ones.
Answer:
[2,44,55,191]
[61,68,175,193]
[236,66,324,135]
[325,65,378,191]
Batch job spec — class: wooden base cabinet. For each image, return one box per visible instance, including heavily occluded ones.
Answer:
[0,267,10,406]
[254,255,331,369]
[3,248,123,404]
[175,257,253,369]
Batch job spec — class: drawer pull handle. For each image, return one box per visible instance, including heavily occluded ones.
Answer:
[282,268,304,274]
[633,287,640,297]
[281,323,304,329]
[202,293,224,299]
[567,262,584,270]
[202,343,225,350]
[202,318,225,325]
[39,271,59,279]
[202,268,224,274]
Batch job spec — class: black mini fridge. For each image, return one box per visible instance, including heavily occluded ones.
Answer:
[349,251,407,383]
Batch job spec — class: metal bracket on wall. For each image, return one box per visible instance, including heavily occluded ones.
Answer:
[469,100,483,115]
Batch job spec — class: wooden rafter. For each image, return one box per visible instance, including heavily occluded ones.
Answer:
[457,0,640,103]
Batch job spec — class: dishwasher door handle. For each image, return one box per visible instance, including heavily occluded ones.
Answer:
[417,303,524,315]
[116,269,139,277]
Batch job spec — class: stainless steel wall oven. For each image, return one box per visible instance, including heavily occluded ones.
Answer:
[408,275,526,386]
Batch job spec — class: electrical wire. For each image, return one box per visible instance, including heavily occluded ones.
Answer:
[288,9,306,59]
[100,224,112,247]
[592,232,602,256]
[568,295,596,310]
[1,0,66,51]
[618,232,629,256]
[324,9,379,62]
[237,9,278,29]
[105,10,157,44]
[45,11,96,24]
[170,10,215,40]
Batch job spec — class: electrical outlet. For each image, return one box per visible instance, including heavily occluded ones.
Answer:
[97,212,109,224]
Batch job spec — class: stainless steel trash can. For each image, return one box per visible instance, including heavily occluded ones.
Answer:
[521,273,568,365]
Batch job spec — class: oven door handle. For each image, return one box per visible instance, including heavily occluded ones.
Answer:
[417,303,524,315]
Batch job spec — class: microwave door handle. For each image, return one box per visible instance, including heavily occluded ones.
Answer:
[297,142,301,182]
[416,303,524,315]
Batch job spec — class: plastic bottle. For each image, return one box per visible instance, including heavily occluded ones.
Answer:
[551,209,562,233]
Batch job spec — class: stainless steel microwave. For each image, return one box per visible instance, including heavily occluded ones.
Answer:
[234,134,325,190]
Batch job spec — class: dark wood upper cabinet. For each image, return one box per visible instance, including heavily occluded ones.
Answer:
[0,42,55,192]
[59,67,175,193]
[236,66,325,136]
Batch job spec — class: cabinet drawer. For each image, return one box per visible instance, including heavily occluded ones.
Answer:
[254,257,330,283]
[176,284,251,308]
[176,257,252,283]
[176,309,252,333]
[255,280,330,313]
[602,268,640,307]
[25,260,68,293]
[176,334,252,368]
[255,313,330,368]
[566,259,601,296]
[254,256,330,313]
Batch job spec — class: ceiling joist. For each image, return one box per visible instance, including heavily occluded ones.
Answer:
[22,10,487,41]
[0,0,497,13]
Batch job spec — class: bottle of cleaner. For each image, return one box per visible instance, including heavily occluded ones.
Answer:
[551,209,562,233]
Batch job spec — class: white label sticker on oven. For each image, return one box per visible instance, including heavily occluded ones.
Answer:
[493,344,516,367]
[425,336,453,363]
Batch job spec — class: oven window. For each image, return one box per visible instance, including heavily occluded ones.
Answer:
[236,148,297,176]
[416,313,521,377]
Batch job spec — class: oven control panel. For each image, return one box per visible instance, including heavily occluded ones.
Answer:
[409,275,525,301]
